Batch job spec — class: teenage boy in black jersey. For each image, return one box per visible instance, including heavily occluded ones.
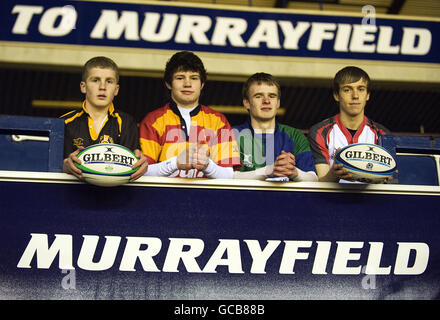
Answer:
[61,56,147,181]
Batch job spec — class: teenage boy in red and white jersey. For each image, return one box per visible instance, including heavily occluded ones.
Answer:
[308,66,390,183]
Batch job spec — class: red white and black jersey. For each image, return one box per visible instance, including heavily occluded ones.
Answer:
[308,114,390,167]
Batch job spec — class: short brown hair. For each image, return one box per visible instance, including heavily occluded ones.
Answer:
[242,72,281,100]
[333,66,371,94]
[164,51,207,86]
[82,56,119,83]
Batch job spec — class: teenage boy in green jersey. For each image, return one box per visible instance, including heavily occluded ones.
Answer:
[233,73,317,181]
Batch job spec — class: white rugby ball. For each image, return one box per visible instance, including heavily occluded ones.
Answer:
[334,143,397,183]
[75,143,139,187]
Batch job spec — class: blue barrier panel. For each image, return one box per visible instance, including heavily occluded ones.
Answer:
[381,135,435,152]
[0,173,439,300]
[395,156,439,186]
[381,135,440,186]
[0,115,64,172]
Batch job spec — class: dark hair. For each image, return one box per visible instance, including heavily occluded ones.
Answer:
[242,72,281,100]
[164,51,207,86]
[82,56,119,83]
[333,66,371,94]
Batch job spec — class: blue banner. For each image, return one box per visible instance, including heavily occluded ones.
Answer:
[1,0,439,64]
[0,174,439,299]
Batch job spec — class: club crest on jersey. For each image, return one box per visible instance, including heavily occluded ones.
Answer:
[242,153,253,168]
[73,137,84,149]
[99,135,114,144]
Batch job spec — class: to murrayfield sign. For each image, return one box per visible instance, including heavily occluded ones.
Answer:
[1,0,439,64]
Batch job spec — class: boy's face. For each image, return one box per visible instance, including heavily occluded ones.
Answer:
[334,77,370,118]
[243,82,280,122]
[166,70,204,108]
[80,67,119,110]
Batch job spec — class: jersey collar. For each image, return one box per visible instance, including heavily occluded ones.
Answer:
[82,101,116,117]
[244,117,280,135]
[335,113,367,144]
[169,99,201,117]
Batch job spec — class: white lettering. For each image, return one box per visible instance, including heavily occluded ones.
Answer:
[307,22,336,51]
[312,241,331,274]
[91,10,140,40]
[17,233,74,269]
[77,235,121,271]
[140,12,178,42]
[401,27,432,55]
[334,24,351,52]
[279,241,312,274]
[377,26,400,54]
[17,234,431,276]
[162,238,204,272]
[211,17,247,47]
[244,240,281,274]
[11,5,43,34]
[38,6,77,37]
[350,25,376,53]
[175,14,211,45]
[394,242,429,275]
[119,236,162,272]
[365,242,391,274]
[332,241,363,274]
[247,20,281,49]
[278,21,310,50]
[203,239,244,273]
[9,5,433,59]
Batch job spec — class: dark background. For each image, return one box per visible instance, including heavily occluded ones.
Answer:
[1,65,439,134]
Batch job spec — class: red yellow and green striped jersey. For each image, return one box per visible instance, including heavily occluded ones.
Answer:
[139,101,240,178]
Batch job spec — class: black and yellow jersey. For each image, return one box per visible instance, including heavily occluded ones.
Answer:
[60,101,140,158]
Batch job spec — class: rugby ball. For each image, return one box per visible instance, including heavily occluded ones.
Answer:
[75,143,139,187]
[334,143,397,183]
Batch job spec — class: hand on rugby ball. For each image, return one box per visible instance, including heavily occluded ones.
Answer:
[129,150,148,182]
[63,147,84,180]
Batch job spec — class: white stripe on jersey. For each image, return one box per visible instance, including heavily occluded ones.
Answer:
[328,123,377,167]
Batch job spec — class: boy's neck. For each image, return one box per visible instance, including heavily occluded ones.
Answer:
[250,117,276,133]
[85,102,110,121]
[339,112,364,131]
[175,101,199,109]
[177,104,197,112]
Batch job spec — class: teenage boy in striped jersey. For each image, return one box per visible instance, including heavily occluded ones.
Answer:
[61,56,147,181]
[308,66,390,183]
[139,51,240,178]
